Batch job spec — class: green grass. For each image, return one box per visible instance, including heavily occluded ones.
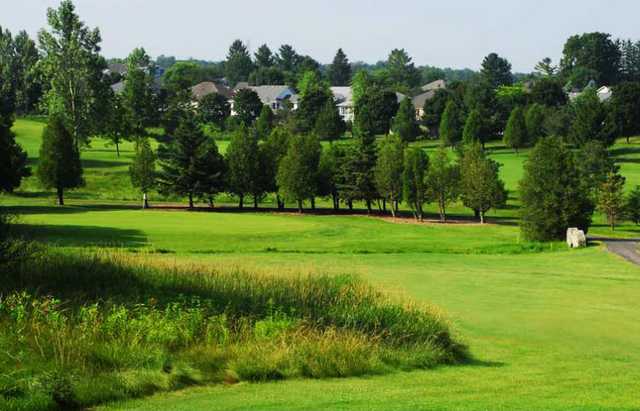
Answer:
[3,118,640,410]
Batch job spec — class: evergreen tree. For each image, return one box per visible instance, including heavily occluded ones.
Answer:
[156,113,215,208]
[569,88,614,146]
[503,106,528,153]
[576,140,617,199]
[525,103,546,145]
[328,48,352,86]
[519,137,594,241]
[277,133,322,212]
[354,85,399,136]
[402,147,428,221]
[225,40,254,85]
[462,109,483,146]
[198,139,227,208]
[392,98,420,143]
[248,67,285,86]
[459,143,507,223]
[129,138,156,209]
[480,53,513,88]
[426,147,460,222]
[608,82,640,144]
[296,71,331,132]
[198,93,231,128]
[123,48,155,137]
[233,88,262,126]
[13,30,42,114]
[314,98,345,142]
[422,88,450,136]
[226,125,260,209]
[254,44,275,68]
[256,105,275,139]
[386,48,421,92]
[37,115,84,205]
[439,100,462,147]
[597,171,626,230]
[317,144,345,210]
[375,134,405,216]
[625,186,640,225]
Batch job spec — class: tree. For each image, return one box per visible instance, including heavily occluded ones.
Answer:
[276,44,300,72]
[314,99,345,142]
[198,139,227,208]
[256,105,275,139]
[560,32,621,86]
[262,126,292,209]
[530,77,567,107]
[318,144,344,210]
[481,53,513,88]
[439,100,462,147]
[519,137,594,241]
[104,93,132,157]
[608,82,640,143]
[37,115,84,205]
[503,106,528,153]
[162,61,203,92]
[422,88,450,135]
[462,109,483,146]
[328,48,351,86]
[248,67,285,86]
[13,31,41,114]
[198,93,230,128]
[254,44,275,68]
[625,186,640,225]
[619,40,640,82]
[392,98,420,143]
[569,89,614,146]
[375,134,404,216]
[224,40,254,86]
[129,138,156,209]
[277,133,321,212]
[38,0,108,147]
[534,57,557,76]
[402,147,428,221]
[156,113,215,208]
[226,125,260,209]
[296,70,331,132]
[597,171,626,230]
[525,103,546,144]
[162,90,193,136]
[339,130,378,213]
[123,47,155,137]
[354,85,399,136]
[576,140,617,199]
[459,143,507,223]
[233,88,262,126]
[386,49,421,92]
[426,147,460,222]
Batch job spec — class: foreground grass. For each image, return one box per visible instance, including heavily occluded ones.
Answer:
[0,250,464,410]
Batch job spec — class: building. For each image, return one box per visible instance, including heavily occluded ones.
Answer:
[421,79,446,92]
[190,81,233,101]
[412,80,447,119]
[231,84,298,113]
[330,86,354,122]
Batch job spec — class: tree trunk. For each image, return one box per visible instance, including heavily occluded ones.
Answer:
[310,197,316,210]
[390,200,396,218]
[332,193,339,211]
[188,193,194,209]
[480,211,485,224]
[297,200,303,213]
[382,199,386,212]
[394,200,399,216]
[366,199,372,214]
[277,195,284,210]
[115,141,120,157]
[348,200,353,211]
[439,201,446,223]
[254,196,258,209]
[474,208,480,220]
[208,196,214,208]
[57,187,64,206]
[142,192,149,209]
[239,194,244,210]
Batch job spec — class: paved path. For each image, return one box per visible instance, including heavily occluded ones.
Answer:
[589,236,640,266]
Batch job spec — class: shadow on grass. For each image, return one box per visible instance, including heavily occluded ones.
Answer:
[610,146,640,157]
[6,204,140,215]
[13,223,147,248]
[81,159,129,168]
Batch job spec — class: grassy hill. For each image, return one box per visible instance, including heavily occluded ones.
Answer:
[2,118,640,410]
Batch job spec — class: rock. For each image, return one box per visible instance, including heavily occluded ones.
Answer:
[567,228,587,248]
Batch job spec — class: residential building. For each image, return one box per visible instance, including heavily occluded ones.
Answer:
[231,84,298,113]
[412,80,447,119]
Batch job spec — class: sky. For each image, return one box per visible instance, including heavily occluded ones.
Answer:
[5,0,640,72]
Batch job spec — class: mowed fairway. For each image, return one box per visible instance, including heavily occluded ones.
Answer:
[3,119,640,410]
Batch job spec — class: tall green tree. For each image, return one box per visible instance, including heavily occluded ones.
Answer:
[426,147,460,222]
[256,105,275,139]
[569,89,614,146]
[462,109,483,146]
[560,32,621,86]
[328,48,351,86]
[277,133,322,212]
[503,106,528,153]
[422,88,450,136]
[619,40,640,82]
[459,143,507,223]
[254,44,275,68]
[354,85,399,136]
[37,115,84,205]
[608,82,640,143]
[480,53,513,88]
[314,98,345,142]
[519,137,594,241]
[530,77,567,107]
[224,40,254,86]
[375,134,405,216]
[157,113,218,208]
[597,171,626,230]
[248,67,285,86]
[525,103,546,145]
[38,0,108,147]
[129,138,156,209]
[402,147,428,221]
[386,48,421,92]
[276,44,300,72]
[534,57,557,76]
[162,61,203,92]
[226,125,260,209]
[576,140,618,199]
[439,100,462,147]
[262,126,292,209]
[296,70,331,132]
[104,93,132,157]
[318,144,345,210]
[13,31,42,114]
[233,88,262,126]
[625,186,640,225]
[123,47,155,137]
[392,98,420,143]
[198,93,230,128]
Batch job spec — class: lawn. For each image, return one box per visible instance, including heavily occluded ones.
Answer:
[3,118,640,410]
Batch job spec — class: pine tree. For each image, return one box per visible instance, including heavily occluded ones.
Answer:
[392,98,420,143]
[225,40,254,85]
[314,98,345,142]
[233,88,263,126]
[426,147,460,222]
[569,89,614,146]
[328,48,351,86]
[254,44,275,68]
[625,186,640,225]
[503,106,528,153]
[459,143,507,223]
[402,147,428,221]
[37,115,84,205]
[519,137,594,241]
[439,100,462,147]
[375,134,405,217]
[277,133,321,212]
[462,109,483,147]
[129,138,156,209]
[597,171,626,231]
[198,93,231,128]
[255,105,274,139]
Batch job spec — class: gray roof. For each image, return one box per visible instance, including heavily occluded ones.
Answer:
[190,81,232,100]
[330,86,353,107]
[235,85,296,105]
[107,63,128,75]
[412,90,437,109]
[421,79,446,92]
[111,81,125,94]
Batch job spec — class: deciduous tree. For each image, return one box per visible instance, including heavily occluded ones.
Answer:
[277,133,321,212]
[392,98,420,143]
[597,171,626,230]
[503,106,528,153]
[426,147,460,222]
[439,100,462,147]
[375,134,405,216]
[129,138,156,209]
[402,147,428,221]
[233,88,262,126]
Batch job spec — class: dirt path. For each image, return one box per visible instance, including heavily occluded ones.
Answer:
[590,237,640,266]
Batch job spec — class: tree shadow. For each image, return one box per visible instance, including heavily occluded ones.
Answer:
[13,223,148,248]
[6,204,140,216]
[610,146,640,157]
[81,159,128,169]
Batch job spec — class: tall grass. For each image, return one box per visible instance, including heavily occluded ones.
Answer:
[0,249,467,410]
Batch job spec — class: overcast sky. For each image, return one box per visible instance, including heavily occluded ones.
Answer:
[6,0,640,72]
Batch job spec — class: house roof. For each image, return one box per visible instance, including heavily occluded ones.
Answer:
[421,79,446,92]
[107,63,128,76]
[111,81,125,94]
[190,81,232,100]
[411,90,437,109]
[330,87,353,107]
